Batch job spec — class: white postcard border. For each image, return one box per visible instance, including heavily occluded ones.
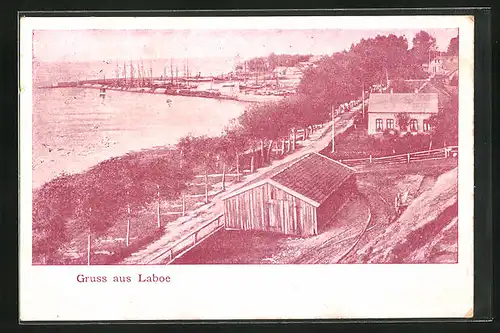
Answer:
[19,15,474,321]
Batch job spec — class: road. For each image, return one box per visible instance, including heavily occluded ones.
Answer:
[120,107,360,264]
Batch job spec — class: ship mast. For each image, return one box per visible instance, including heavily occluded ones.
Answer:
[175,65,179,89]
[140,60,145,87]
[150,60,153,87]
[185,57,189,88]
[123,61,127,86]
[129,60,134,87]
[170,59,174,85]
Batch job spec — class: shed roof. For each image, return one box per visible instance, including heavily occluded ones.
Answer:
[368,93,439,114]
[223,152,355,207]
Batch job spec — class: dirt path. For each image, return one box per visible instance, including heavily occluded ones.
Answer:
[120,108,360,264]
[340,160,458,264]
[339,183,396,264]
[291,195,371,264]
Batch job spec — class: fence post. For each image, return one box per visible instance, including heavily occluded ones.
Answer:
[204,170,209,204]
[182,194,186,216]
[221,162,226,191]
[407,153,410,163]
[236,153,240,181]
[369,155,372,163]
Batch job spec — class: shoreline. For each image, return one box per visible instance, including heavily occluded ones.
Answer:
[32,88,249,190]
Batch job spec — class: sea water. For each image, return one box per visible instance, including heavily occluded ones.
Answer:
[31,87,247,189]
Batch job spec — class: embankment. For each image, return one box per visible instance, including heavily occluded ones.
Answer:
[345,167,458,264]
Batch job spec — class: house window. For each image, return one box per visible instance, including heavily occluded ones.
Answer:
[410,119,419,132]
[376,119,383,132]
[423,120,432,132]
[386,119,395,129]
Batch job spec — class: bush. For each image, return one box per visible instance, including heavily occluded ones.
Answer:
[32,150,192,264]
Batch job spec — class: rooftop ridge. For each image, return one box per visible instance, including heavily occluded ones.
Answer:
[313,152,357,173]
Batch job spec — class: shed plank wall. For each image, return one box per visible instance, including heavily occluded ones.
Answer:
[224,183,317,236]
[316,175,357,231]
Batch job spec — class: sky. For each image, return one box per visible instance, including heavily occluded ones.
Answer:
[33,28,458,63]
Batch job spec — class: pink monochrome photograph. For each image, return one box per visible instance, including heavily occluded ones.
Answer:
[19,15,475,321]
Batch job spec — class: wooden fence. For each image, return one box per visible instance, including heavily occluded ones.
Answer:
[340,146,458,168]
[146,213,225,264]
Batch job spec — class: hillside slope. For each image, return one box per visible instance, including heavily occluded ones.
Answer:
[346,167,458,264]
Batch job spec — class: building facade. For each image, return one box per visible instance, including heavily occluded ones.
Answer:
[222,153,357,237]
[367,93,439,135]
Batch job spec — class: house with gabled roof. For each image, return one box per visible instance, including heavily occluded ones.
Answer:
[367,92,439,135]
[222,152,357,237]
[387,78,458,113]
[422,55,459,76]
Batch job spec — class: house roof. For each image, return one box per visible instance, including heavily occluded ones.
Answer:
[388,79,429,93]
[368,93,439,114]
[222,152,355,207]
[419,80,452,98]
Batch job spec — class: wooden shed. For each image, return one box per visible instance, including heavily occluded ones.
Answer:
[222,152,357,237]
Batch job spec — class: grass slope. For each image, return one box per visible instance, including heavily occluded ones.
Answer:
[351,167,458,264]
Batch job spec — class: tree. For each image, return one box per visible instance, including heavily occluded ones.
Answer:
[428,94,458,147]
[390,79,411,93]
[447,36,459,56]
[411,30,437,66]
[298,33,427,117]
[395,113,410,132]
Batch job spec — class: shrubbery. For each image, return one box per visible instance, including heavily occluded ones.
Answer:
[32,149,193,263]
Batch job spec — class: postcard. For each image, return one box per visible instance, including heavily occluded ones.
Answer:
[19,15,474,321]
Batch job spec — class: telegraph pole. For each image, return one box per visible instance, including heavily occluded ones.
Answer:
[156,184,161,228]
[362,82,365,120]
[126,191,130,247]
[331,104,335,153]
[87,207,92,266]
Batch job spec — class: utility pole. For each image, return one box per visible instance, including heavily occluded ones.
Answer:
[156,184,161,228]
[126,191,130,247]
[331,104,335,153]
[362,82,365,120]
[87,207,92,266]
[170,59,174,85]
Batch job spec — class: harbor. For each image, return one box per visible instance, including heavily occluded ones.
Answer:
[40,59,299,103]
